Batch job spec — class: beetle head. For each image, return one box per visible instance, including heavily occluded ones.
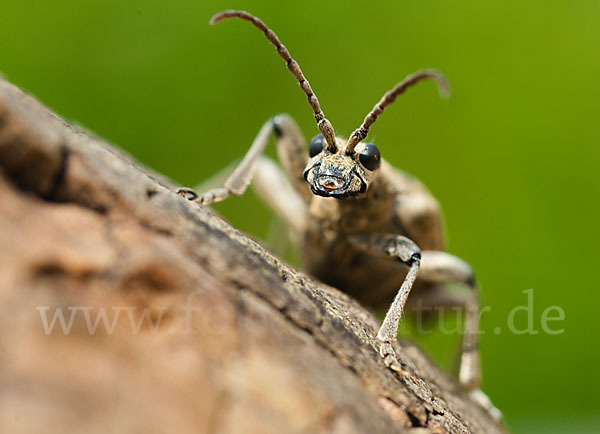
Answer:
[303,134,381,199]
[211,10,449,200]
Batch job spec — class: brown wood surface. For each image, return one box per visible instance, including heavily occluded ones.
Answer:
[0,78,504,434]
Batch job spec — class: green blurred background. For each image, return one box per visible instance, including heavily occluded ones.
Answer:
[1,0,598,432]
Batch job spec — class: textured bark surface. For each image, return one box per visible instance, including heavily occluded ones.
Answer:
[0,78,504,434]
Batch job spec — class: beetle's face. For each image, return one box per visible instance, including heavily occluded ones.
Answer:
[303,134,381,199]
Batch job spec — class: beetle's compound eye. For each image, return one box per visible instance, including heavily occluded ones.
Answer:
[358,143,381,171]
[308,134,325,158]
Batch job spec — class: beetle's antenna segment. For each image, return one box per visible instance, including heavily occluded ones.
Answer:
[345,69,450,154]
[211,10,337,152]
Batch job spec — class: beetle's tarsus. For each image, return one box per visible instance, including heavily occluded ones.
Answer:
[379,341,411,376]
[176,188,198,201]
[176,187,231,206]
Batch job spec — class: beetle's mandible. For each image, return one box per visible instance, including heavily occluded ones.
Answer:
[178,9,500,421]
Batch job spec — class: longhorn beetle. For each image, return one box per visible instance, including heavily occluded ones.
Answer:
[178,10,500,419]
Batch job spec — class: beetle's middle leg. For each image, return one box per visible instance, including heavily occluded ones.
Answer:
[407,252,502,421]
[252,156,307,236]
[415,251,482,389]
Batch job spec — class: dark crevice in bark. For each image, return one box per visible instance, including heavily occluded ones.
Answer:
[45,144,70,200]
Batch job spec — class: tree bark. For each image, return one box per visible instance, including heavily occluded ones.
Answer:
[0,78,504,434]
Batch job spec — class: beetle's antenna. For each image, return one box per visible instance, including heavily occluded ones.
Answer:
[211,10,337,152]
[345,69,450,154]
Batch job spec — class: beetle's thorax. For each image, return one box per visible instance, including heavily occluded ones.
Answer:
[307,162,398,235]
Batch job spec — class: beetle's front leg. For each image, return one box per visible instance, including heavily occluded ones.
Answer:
[177,118,275,205]
[178,114,311,210]
[349,233,421,374]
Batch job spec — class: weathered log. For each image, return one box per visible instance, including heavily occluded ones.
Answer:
[0,78,504,434]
